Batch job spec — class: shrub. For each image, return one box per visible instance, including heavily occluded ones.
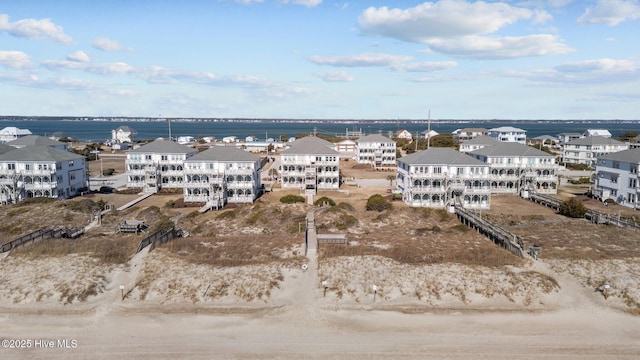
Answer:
[165,199,175,208]
[558,197,587,218]
[280,194,305,204]
[314,196,336,206]
[102,168,115,176]
[366,194,392,212]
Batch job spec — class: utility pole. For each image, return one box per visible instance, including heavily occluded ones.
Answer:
[427,109,431,150]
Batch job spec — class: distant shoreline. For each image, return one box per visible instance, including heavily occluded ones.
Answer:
[1,116,640,124]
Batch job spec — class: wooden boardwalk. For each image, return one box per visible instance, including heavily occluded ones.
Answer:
[454,205,525,258]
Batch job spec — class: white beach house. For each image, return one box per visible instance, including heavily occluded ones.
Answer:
[183,146,262,210]
[562,136,628,168]
[592,148,640,209]
[468,142,558,195]
[280,136,340,194]
[488,126,527,145]
[355,134,396,168]
[0,146,87,204]
[397,148,491,210]
[125,139,197,193]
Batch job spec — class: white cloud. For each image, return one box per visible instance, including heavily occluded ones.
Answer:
[0,14,72,43]
[577,0,640,26]
[390,61,458,72]
[41,59,137,75]
[278,0,323,7]
[235,0,265,4]
[93,37,133,51]
[314,70,355,82]
[428,34,573,59]
[66,50,90,63]
[358,0,545,42]
[554,58,637,73]
[308,53,413,67]
[0,50,33,69]
[503,58,640,85]
[356,1,567,60]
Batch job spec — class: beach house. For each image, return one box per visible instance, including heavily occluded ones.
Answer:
[111,126,136,144]
[592,148,640,209]
[0,146,87,204]
[183,146,262,210]
[468,142,558,195]
[453,128,488,142]
[562,136,628,168]
[355,134,396,168]
[397,148,491,210]
[0,127,32,143]
[488,126,527,145]
[125,139,197,193]
[280,136,340,194]
[458,136,500,153]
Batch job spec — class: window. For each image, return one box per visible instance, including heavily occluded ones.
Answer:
[613,161,620,169]
[7,163,15,170]
[161,155,168,161]
[630,178,637,189]
[433,166,442,174]
[68,160,74,166]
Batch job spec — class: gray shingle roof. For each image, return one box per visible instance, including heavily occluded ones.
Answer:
[0,146,84,162]
[281,136,338,155]
[6,135,64,147]
[598,148,640,163]
[461,136,500,145]
[357,134,395,144]
[0,143,15,154]
[129,139,197,154]
[399,148,487,166]
[187,146,260,162]
[469,142,554,157]
[566,136,626,146]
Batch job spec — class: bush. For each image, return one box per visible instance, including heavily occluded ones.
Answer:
[559,197,587,218]
[165,199,175,208]
[314,196,336,206]
[280,194,305,204]
[102,168,115,176]
[366,194,392,212]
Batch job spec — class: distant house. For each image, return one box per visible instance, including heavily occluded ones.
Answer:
[222,136,237,143]
[177,136,195,145]
[280,136,339,194]
[125,139,198,193]
[562,136,628,168]
[592,148,640,209]
[556,133,582,148]
[583,129,612,138]
[421,129,440,139]
[0,146,87,204]
[183,146,262,210]
[488,126,527,144]
[453,128,488,142]
[355,134,396,168]
[0,127,32,143]
[395,129,413,140]
[458,136,500,153]
[111,126,136,144]
[397,148,491,210]
[6,135,68,151]
[334,139,356,155]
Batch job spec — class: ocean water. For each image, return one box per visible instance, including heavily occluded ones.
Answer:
[1,119,639,143]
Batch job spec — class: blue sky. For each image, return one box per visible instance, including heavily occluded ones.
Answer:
[1,0,639,120]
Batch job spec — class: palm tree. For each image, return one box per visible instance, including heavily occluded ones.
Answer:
[386,174,396,188]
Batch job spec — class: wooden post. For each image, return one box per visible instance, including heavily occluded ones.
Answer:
[119,284,125,301]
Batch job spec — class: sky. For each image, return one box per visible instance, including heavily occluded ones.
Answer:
[1,0,639,120]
